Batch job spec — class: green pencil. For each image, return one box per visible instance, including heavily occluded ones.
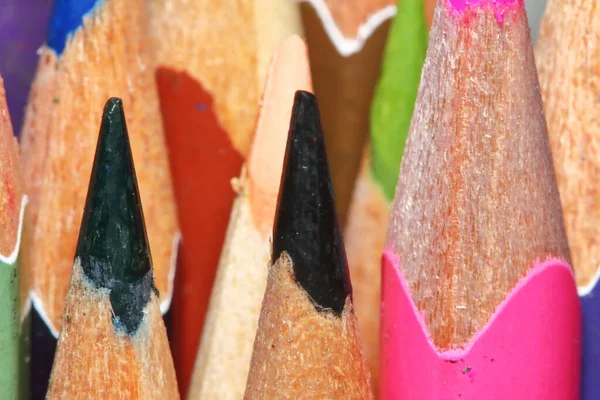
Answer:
[0,76,28,399]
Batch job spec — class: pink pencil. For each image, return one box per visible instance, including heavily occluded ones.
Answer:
[380,0,581,398]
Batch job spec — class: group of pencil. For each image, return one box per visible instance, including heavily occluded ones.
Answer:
[0,0,596,398]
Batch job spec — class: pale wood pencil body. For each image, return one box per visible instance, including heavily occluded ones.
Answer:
[344,152,389,395]
[536,0,600,288]
[188,191,269,400]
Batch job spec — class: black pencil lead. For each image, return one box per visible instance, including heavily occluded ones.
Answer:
[272,90,352,315]
[75,97,155,334]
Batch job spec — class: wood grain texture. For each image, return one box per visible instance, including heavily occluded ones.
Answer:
[0,78,22,257]
[47,260,179,399]
[536,0,600,288]
[188,189,269,400]
[19,0,178,335]
[244,253,373,400]
[344,152,389,397]
[386,0,571,350]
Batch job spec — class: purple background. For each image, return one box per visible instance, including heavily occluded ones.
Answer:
[0,0,53,135]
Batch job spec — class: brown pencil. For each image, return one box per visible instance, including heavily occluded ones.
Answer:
[46,98,179,399]
[300,0,395,223]
[244,91,372,399]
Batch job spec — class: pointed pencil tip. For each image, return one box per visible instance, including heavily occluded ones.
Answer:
[272,91,352,315]
[75,97,154,334]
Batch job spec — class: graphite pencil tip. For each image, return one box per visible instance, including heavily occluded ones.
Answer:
[272,90,351,315]
[75,97,154,334]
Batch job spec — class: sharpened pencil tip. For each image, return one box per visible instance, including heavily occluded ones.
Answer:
[272,91,352,315]
[75,97,154,334]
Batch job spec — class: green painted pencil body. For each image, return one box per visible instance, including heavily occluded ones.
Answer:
[370,0,429,200]
[0,197,27,399]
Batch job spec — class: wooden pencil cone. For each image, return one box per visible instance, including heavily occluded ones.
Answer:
[244,91,373,400]
[380,0,581,398]
[46,99,179,400]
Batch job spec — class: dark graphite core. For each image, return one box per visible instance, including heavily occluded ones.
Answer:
[75,97,156,334]
[271,90,352,316]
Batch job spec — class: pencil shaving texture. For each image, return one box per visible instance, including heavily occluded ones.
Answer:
[244,253,373,400]
[248,36,313,233]
[307,0,396,37]
[536,0,600,288]
[344,152,389,396]
[0,78,23,257]
[189,192,269,400]
[148,0,257,155]
[387,0,571,349]
[47,260,179,399]
[19,0,178,334]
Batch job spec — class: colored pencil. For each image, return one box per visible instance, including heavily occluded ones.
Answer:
[300,0,395,223]
[0,77,28,399]
[535,1,600,397]
[344,0,428,394]
[244,91,372,399]
[46,98,179,399]
[425,0,437,27]
[187,35,313,400]
[380,0,581,398]
[0,0,52,133]
[147,2,302,392]
[19,1,179,397]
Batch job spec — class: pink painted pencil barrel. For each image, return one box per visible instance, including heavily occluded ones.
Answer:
[380,0,581,398]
